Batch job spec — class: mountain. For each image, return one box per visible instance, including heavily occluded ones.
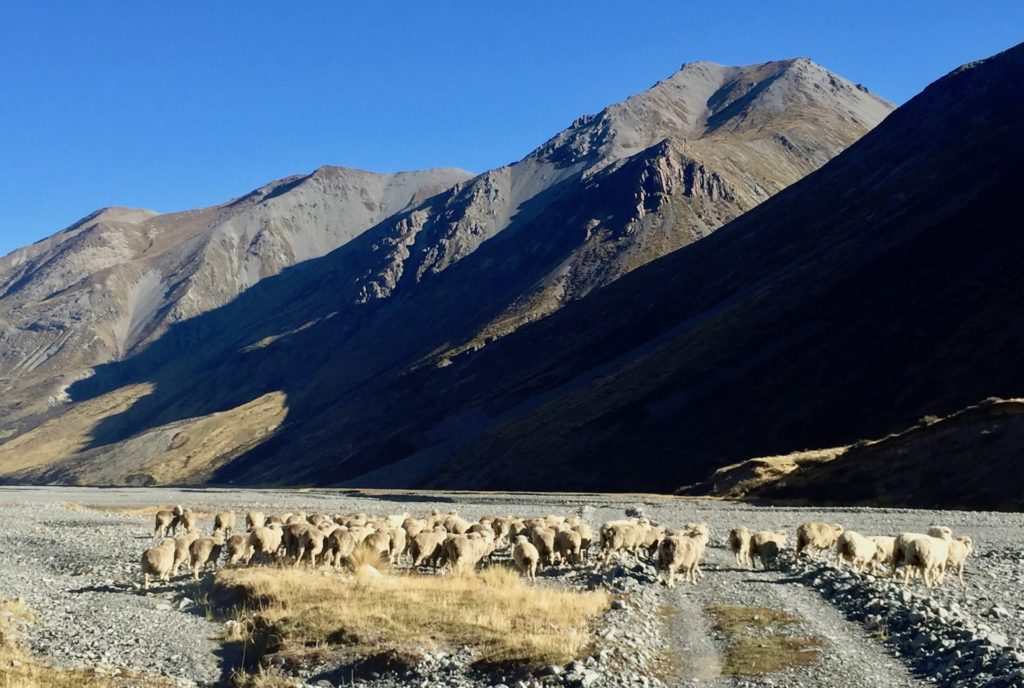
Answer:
[0,167,471,427]
[409,42,1024,493]
[681,397,1024,512]
[0,57,894,485]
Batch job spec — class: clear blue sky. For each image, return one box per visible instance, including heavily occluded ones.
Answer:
[1,2,1021,256]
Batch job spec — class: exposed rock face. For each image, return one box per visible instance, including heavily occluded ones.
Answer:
[0,167,471,426]
[0,56,896,486]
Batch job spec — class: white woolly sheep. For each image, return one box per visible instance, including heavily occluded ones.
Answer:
[901,534,951,587]
[836,531,877,574]
[189,530,226,580]
[512,535,540,580]
[214,512,236,536]
[656,530,704,587]
[154,509,177,538]
[869,536,896,574]
[751,530,788,569]
[554,527,583,567]
[728,527,753,567]
[225,534,250,566]
[141,539,176,589]
[245,511,266,530]
[943,536,974,588]
[796,522,844,558]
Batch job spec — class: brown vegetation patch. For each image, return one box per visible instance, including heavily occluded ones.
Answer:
[214,566,609,672]
[706,604,821,676]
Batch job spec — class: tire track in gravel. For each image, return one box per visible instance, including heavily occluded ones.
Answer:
[662,544,930,687]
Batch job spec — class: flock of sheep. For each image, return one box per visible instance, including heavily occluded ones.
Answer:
[138,506,975,593]
[729,522,975,589]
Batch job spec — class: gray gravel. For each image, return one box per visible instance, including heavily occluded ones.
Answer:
[0,487,1020,687]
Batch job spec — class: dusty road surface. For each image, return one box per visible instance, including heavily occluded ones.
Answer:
[0,486,1019,687]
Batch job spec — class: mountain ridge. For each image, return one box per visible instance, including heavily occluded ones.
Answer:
[0,55,898,487]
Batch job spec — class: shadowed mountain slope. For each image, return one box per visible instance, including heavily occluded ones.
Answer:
[0,58,895,485]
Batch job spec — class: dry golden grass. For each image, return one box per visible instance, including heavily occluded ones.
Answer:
[216,565,609,669]
[706,605,822,676]
[0,598,174,688]
[64,503,216,519]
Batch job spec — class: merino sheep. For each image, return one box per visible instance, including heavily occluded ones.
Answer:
[154,509,177,538]
[656,530,704,587]
[599,520,644,566]
[171,531,200,575]
[869,536,896,574]
[214,512,236,536]
[189,530,226,580]
[901,535,951,587]
[530,526,558,567]
[325,528,358,568]
[943,536,974,588]
[512,535,540,580]
[411,529,448,569]
[248,524,283,565]
[225,534,250,566]
[751,530,788,570]
[836,531,877,573]
[245,511,266,531]
[445,533,489,573]
[728,527,753,567]
[554,527,583,567]
[796,522,844,558]
[294,526,327,567]
[141,539,176,589]
[178,509,198,534]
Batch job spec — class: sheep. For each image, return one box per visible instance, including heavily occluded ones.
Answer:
[728,527,753,567]
[554,527,583,567]
[307,513,331,528]
[294,526,327,567]
[869,536,896,574]
[214,512,236,536]
[154,509,177,538]
[491,517,515,546]
[901,535,951,587]
[927,526,954,540]
[599,520,644,566]
[530,526,558,568]
[189,530,226,580]
[411,529,448,569]
[248,524,283,565]
[683,523,710,579]
[245,511,266,530]
[573,522,594,561]
[836,531,877,573]
[443,513,471,535]
[141,539,176,589]
[325,528,358,568]
[445,534,489,573]
[171,531,200,575]
[512,535,540,580]
[403,517,426,542]
[656,530,704,588]
[751,530,788,569]
[178,509,198,534]
[640,523,666,561]
[796,522,844,558]
[943,536,974,588]
[389,526,408,565]
[225,534,250,566]
[892,529,951,581]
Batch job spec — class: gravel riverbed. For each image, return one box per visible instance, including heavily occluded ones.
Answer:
[0,487,1020,687]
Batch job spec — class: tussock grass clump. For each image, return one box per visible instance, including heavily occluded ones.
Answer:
[215,565,609,669]
[706,604,822,676]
